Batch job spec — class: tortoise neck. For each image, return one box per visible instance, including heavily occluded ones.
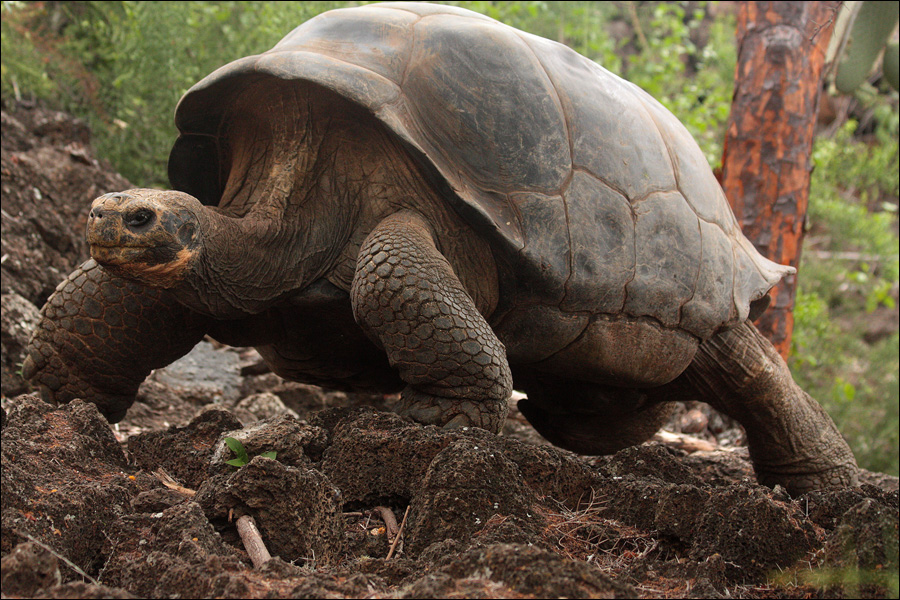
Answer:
[171,203,344,318]
[172,83,362,318]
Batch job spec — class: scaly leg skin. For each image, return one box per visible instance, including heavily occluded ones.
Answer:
[351,211,512,432]
[680,319,859,495]
[22,259,209,422]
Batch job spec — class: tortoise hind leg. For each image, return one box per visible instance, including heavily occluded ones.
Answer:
[677,319,858,495]
[515,374,672,455]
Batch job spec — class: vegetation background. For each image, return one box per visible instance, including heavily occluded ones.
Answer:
[2,1,897,475]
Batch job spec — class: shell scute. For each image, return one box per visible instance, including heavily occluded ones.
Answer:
[561,171,634,313]
[402,15,570,195]
[273,6,416,86]
[635,88,738,228]
[508,191,570,305]
[625,192,702,328]
[524,35,677,201]
[681,220,737,338]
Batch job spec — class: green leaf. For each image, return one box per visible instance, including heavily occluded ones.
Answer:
[260,451,278,460]
[224,436,249,466]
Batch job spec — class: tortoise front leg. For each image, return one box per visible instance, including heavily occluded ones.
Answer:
[22,259,210,422]
[351,211,512,432]
[678,320,858,495]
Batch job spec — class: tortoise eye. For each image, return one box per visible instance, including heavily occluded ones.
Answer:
[125,209,154,229]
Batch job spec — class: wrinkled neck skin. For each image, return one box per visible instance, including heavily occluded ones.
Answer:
[170,81,401,319]
[174,204,331,319]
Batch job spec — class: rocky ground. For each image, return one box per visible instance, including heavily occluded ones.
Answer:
[1,102,898,599]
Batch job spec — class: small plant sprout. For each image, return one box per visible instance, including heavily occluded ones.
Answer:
[224,437,276,468]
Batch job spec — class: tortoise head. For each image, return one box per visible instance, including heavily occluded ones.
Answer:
[87,189,202,288]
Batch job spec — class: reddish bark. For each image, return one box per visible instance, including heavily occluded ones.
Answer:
[720,1,838,359]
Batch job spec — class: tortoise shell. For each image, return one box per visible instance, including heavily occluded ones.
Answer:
[168,2,791,376]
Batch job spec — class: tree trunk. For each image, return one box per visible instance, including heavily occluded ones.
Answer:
[720,1,838,359]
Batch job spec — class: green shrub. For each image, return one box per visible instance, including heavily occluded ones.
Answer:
[792,104,899,476]
[2,1,346,185]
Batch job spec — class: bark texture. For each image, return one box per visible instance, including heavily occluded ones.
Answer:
[720,1,839,358]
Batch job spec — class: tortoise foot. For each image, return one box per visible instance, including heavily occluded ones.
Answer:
[755,461,859,497]
[681,320,859,494]
[394,387,509,433]
[22,353,132,423]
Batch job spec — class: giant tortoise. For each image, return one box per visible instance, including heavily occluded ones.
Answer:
[23,2,858,495]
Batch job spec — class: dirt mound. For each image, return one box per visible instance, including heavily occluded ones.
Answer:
[2,102,898,599]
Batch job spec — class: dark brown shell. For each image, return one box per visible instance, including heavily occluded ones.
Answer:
[168,2,792,340]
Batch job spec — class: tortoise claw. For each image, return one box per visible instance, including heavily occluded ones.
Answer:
[393,387,509,434]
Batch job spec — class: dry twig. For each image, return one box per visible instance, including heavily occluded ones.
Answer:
[654,429,717,453]
[236,514,272,568]
[153,468,196,497]
[627,1,649,50]
[386,505,411,560]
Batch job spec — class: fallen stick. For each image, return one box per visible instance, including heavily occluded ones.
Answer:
[236,515,271,568]
[386,505,410,560]
[153,468,196,497]
[653,429,717,453]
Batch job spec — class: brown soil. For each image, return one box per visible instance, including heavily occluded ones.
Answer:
[2,102,898,599]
